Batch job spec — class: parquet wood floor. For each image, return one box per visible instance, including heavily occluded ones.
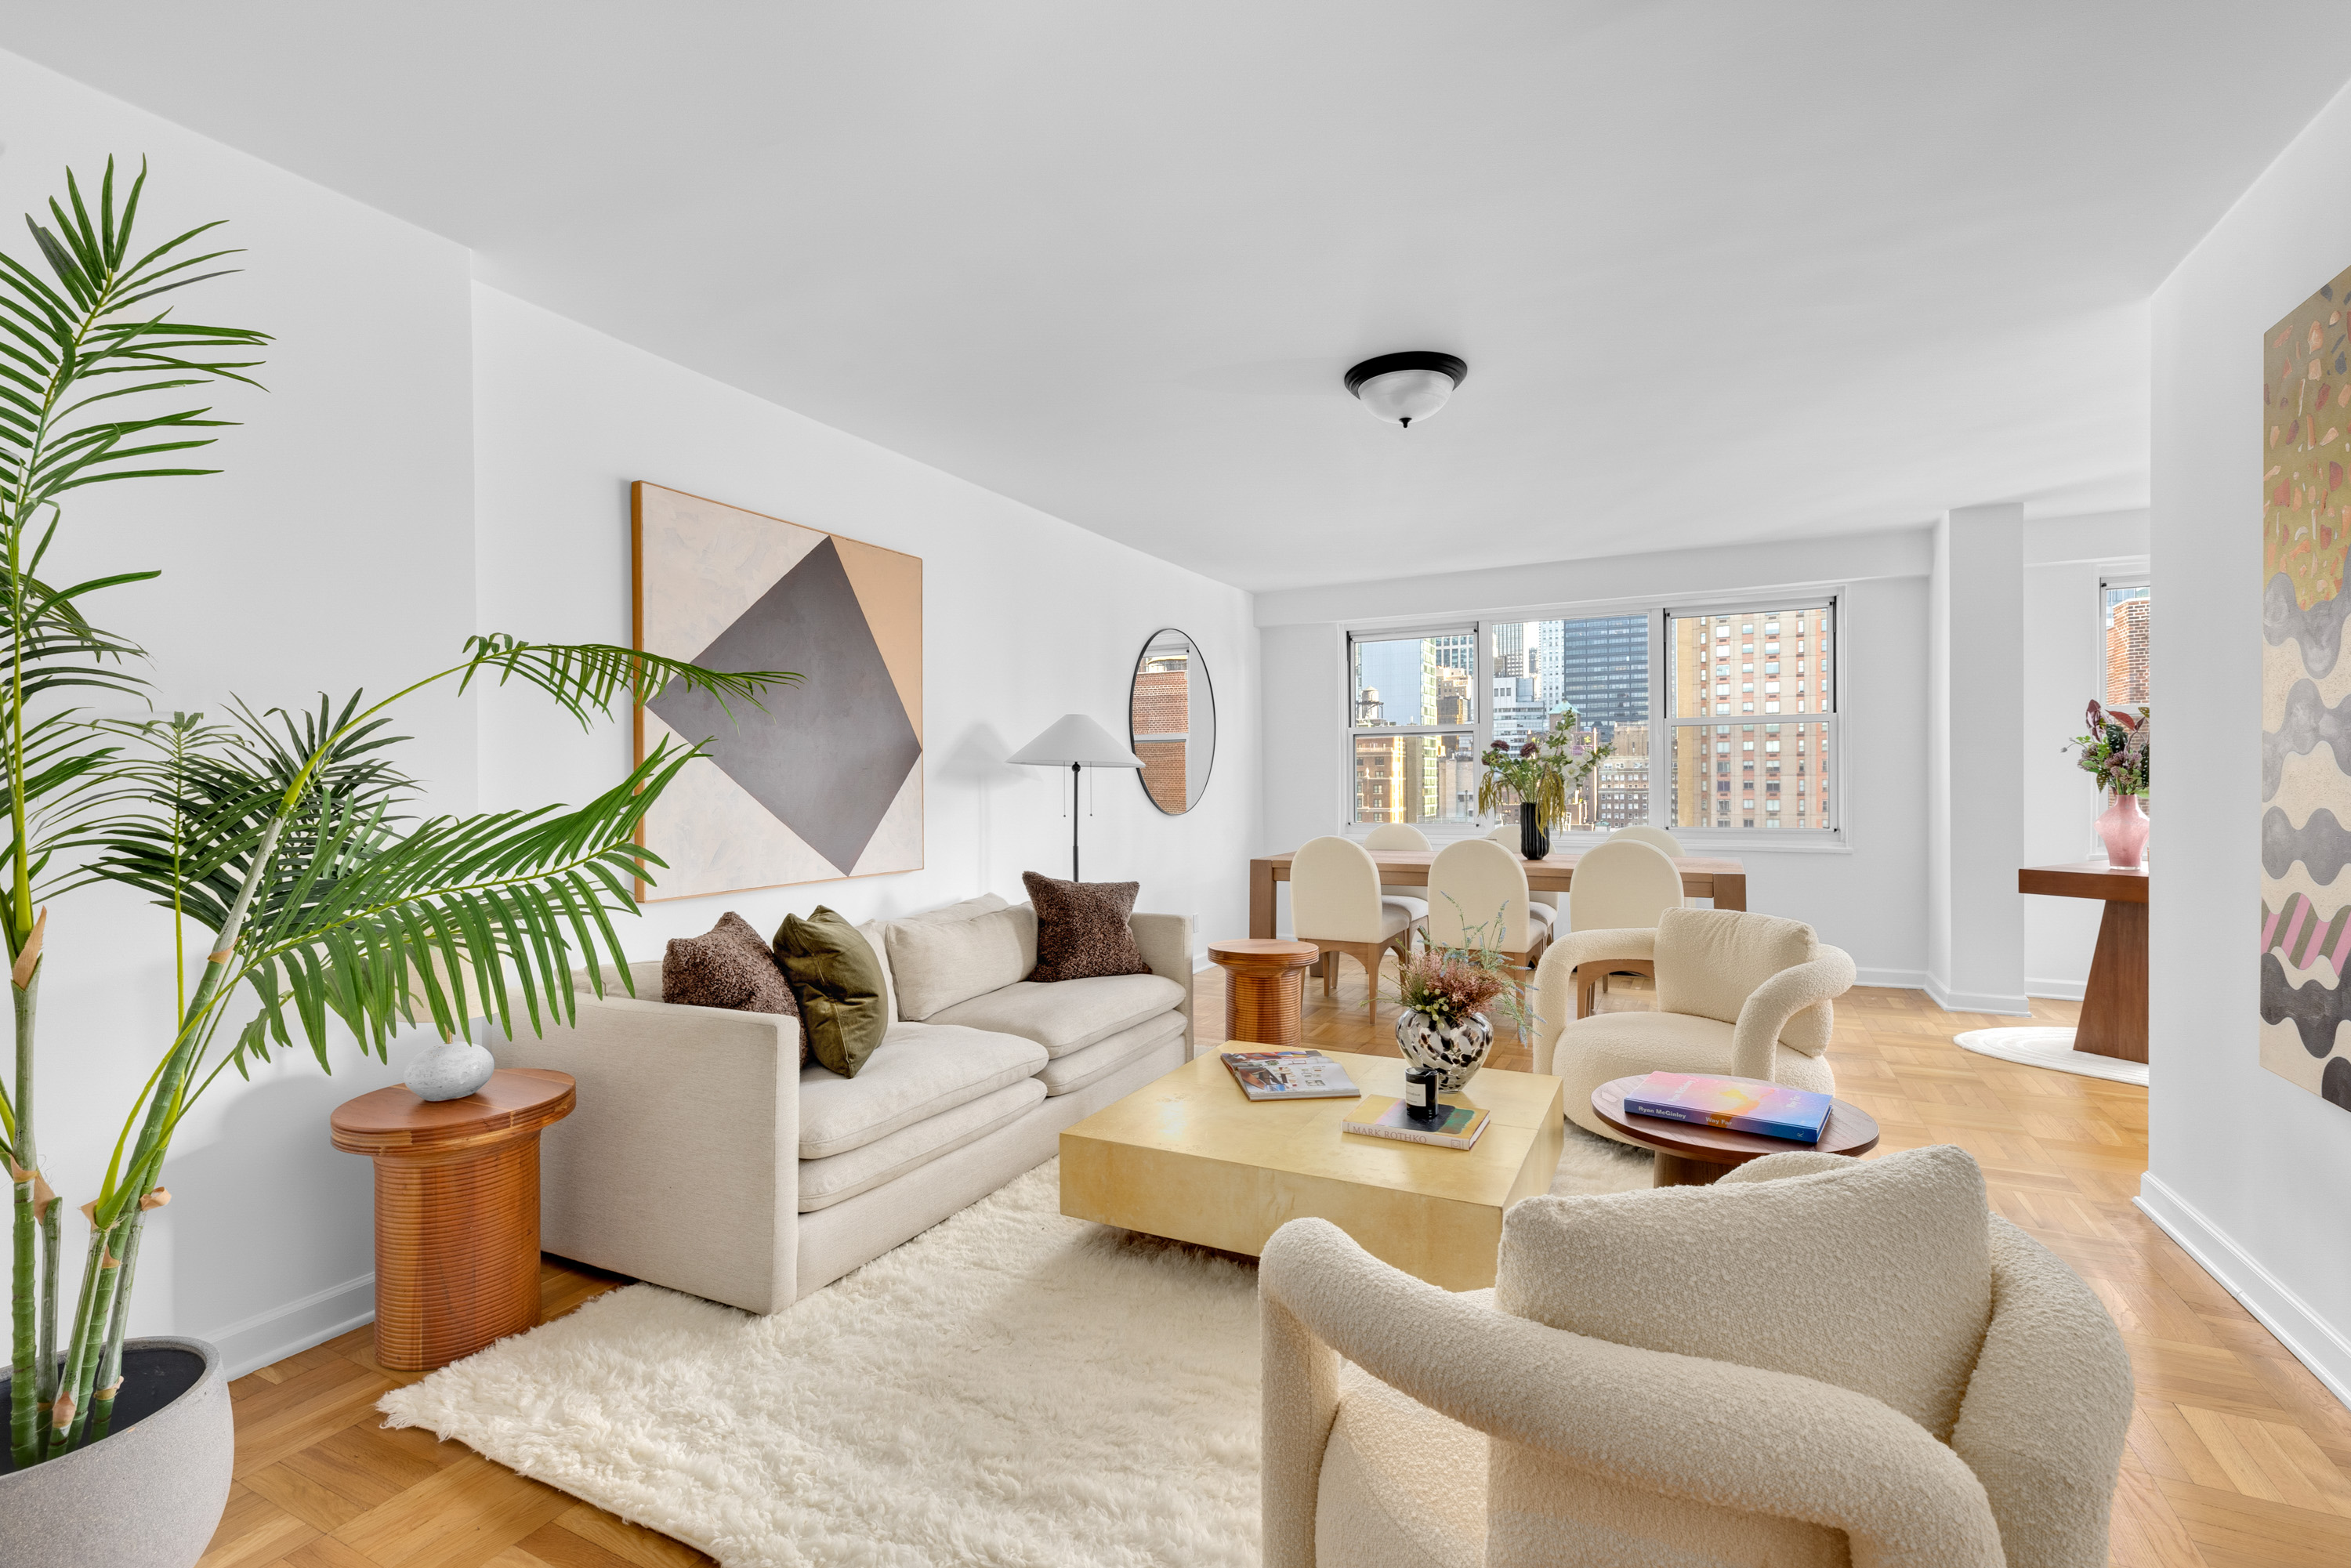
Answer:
[205,969,2346,1568]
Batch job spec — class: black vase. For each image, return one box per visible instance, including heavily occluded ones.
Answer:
[1518,801,1550,860]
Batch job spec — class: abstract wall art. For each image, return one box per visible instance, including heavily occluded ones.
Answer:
[2262,269,2351,1112]
[632,481,922,900]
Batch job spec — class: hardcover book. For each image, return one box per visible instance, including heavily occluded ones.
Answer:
[1340,1097,1490,1150]
[1622,1071,1831,1143]
[1220,1050,1360,1101]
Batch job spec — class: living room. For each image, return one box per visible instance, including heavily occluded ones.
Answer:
[0,9,2342,1568]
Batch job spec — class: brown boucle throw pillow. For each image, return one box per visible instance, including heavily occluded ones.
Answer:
[663,912,805,1063]
[1022,871,1153,983]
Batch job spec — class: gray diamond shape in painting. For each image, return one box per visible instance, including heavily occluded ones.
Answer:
[650,537,920,876]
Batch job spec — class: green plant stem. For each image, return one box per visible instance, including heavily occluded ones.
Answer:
[45,1224,103,1446]
[57,1219,121,1453]
[34,1190,57,1457]
[85,1209,143,1446]
[7,969,34,1469]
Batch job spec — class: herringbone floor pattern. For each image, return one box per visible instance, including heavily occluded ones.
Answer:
[198,969,2347,1568]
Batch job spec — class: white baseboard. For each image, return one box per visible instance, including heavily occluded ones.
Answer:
[1854,967,1926,990]
[1922,974,2031,1016]
[2024,976,2087,1001]
[203,1273,376,1381]
[2137,1172,2351,1411]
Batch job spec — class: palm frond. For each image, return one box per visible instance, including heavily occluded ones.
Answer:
[455,633,798,729]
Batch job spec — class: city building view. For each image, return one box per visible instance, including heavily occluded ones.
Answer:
[2105,583,2149,707]
[1668,605,1835,831]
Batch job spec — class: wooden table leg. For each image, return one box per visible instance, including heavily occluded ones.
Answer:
[2075,899,2148,1063]
[1711,871,1746,911]
[1249,859,1277,940]
[1653,1152,1733,1187]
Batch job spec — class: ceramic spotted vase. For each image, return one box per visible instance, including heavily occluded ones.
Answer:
[1395,1008,1494,1092]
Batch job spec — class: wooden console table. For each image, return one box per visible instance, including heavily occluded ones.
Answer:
[331,1069,575,1371]
[2018,862,2147,1063]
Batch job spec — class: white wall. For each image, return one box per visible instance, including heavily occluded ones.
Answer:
[472,284,1259,958]
[1254,530,1931,985]
[0,49,477,1374]
[2147,80,2351,1403]
[2021,510,2150,997]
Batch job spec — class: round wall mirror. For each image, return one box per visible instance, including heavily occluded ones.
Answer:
[1129,628,1216,815]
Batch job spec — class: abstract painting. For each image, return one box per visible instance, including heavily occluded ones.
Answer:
[2261,269,2351,1112]
[632,482,922,900]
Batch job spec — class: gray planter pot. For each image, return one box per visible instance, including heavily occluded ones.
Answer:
[0,1338,234,1568]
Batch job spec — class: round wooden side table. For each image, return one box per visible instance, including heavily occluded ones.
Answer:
[1208,938,1319,1047]
[1591,1074,1878,1187]
[330,1068,575,1371]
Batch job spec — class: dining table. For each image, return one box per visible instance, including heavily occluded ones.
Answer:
[1248,846,1747,941]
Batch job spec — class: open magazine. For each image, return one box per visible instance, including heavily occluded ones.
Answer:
[1219,1050,1361,1101]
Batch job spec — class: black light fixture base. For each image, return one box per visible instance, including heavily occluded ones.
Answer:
[1342,350,1469,397]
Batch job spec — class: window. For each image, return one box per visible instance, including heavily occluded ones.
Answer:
[1514,614,1650,829]
[1347,629,1478,824]
[1666,599,1838,834]
[2102,579,2148,709]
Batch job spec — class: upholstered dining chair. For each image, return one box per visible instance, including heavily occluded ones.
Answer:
[1606,823,1686,857]
[1426,838,1551,1034]
[1534,907,1853,1146]
[1562,837,1684,1014]
[1360,821,1432,922]
[1260,1143,2134,1568]
[1290,835,1418,1035]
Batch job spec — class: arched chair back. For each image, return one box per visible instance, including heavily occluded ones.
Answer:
[1362,824,1431,852]
[1291,836,1388,942]
[1607,824,1687,859]
[1568,838,1685,933]
[1427,838,1539,954]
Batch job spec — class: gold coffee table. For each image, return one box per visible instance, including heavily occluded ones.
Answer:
[1059,1050,1564,1291]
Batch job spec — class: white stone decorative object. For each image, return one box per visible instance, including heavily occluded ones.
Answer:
[406,1037,495,1102]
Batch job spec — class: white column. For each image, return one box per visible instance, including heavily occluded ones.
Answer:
[1925,503,2028,1013]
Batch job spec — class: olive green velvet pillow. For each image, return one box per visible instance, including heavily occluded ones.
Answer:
[773,906,889,1077]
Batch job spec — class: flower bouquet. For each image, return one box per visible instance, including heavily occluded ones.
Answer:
[2069,700,2150,867]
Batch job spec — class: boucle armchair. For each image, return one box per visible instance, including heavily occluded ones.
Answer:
[1534,907,1854,1145]
[1261,1144,2134,1568]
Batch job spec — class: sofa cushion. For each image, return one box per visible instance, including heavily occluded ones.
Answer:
[795,1078,1045,1211]
[661,913,802,1061]
[1022,871,1154,982]
[798,1023,1048,1158]
[1653,907,1816,1030]
[1496,1143,1994,1443]
[886,906,1038,1020]
[774,907,889,1077]
[906,893,1009,924]
[927,972,1185,1058]
[1036,1011,1185,1096]
[856,920,900,1024]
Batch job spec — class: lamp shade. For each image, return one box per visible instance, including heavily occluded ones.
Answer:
[1008,713,1143,769]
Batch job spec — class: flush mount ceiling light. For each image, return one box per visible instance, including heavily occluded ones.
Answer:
[1342,350,1469,429]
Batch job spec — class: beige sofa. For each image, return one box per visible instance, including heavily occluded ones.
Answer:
[494,894,1194,1313]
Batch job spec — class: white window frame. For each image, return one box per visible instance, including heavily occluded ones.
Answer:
[1336,589,1849,850]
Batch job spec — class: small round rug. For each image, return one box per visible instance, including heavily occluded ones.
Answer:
[1954,1026,2148,1086]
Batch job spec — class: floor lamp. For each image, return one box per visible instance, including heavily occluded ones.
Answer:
[1009,714,1144,881]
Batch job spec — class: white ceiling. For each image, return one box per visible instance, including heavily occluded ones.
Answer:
[4,3,2344,591]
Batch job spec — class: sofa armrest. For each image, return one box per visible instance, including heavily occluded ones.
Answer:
[1531,929,1657,1074]
[1729,947,1856,1077]
[1261,1219,2005,1568]
[492,990,801,1313]
[1129,911,1196,1059]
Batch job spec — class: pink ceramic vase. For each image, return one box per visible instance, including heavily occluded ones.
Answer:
[2097,791,2149,868]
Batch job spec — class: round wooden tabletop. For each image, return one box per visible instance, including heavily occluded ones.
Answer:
[330,1068,576,1157]
[1591,1074,1878,1167]
[1207,938,1319,969]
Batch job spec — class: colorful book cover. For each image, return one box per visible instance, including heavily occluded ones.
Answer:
[1622,1071,1831,1143]
[1339,1096,1489,1150]
[1220,1050,1360,1101]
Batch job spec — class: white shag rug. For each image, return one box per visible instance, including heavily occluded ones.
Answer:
[379,1135,1651,1568]
[1954,1026,2149,1086]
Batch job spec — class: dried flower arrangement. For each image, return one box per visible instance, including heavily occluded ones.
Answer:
[1383,901,1537,1031]
[2070,700,2150,799]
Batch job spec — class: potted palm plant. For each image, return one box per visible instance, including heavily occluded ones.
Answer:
[1475,704,1610,858]
[0,161,792,1567]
